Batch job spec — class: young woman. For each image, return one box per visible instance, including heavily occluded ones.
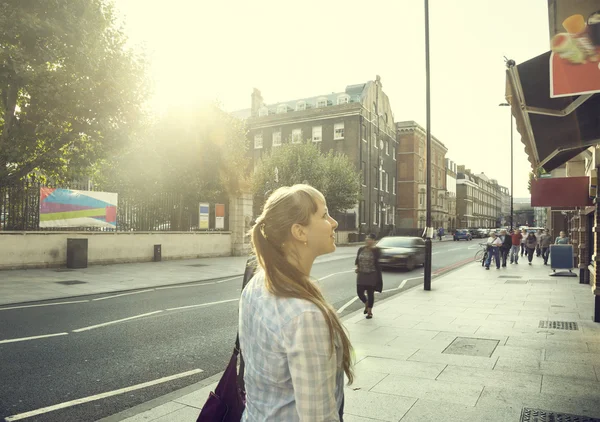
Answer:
[525,232,538,265]
[239,184,353,421]
[555,231,569,245]
[355,234,383,319]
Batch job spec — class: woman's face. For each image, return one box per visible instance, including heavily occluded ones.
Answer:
[304,200,338,256]
[560,231,565,237]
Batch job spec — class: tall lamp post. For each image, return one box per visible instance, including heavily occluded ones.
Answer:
[424,0,432,290]
[499,102,513,231]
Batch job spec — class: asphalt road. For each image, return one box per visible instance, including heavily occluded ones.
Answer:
[0,239,479,422]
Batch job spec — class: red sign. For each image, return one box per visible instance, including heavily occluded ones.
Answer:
[531,176,593,207]
[550,12,600,98]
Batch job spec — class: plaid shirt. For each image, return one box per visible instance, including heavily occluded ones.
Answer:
[239,271,344,421]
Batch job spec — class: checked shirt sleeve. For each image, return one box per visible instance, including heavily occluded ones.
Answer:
[282,309,340,421]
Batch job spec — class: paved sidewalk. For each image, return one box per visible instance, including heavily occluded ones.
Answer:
[0,246,359,306]
[100,257,600,422]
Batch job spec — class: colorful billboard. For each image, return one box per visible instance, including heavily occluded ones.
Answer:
[550,11,600,97]
[40,188,118,228]
[215,204,225,229]
[199,203,209,229]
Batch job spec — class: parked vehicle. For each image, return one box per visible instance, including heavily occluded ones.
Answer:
[454,229,472,241]
[377,236,425,271]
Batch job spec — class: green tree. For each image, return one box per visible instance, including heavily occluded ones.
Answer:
[527,167,547,193]
[252,142,361,216]
[0,0,148,185]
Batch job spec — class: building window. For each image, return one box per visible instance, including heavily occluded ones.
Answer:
[385,172,389,192]
[418,161,423,182]
[361,123,367,142]
[312,126,322,142]
[258,106,269,117]
[296,101,306,111]
[276,104,287,114]
[361,161,366,186]
[359,200,366,223]
[316,97,328,108]
[373,166,378,189]
[393,145,397,160]
[292,129,302,144]
[393,176,396,194]
[337,95,349,105]
[373,202,378,224]
[379,167,384,191]
[379,139,384,150]
[254,133,263,149]
[272,130,282,147]
[334,122,344,140]
[391,206,395,224]
[385,140,390,155]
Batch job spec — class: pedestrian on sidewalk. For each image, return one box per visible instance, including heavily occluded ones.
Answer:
[539,229,553,265]
[355,234,383,320]
[499,229,512,267]
[520,228,528,257]
[240,184,353,421]
[510,229,522,264]
[535,229,543,257]
[485,231,502,270]
[525,232,538,265]
[555,230,569,244]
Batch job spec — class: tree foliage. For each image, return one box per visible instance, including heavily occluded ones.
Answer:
[252,142,361,216]
[0,0,148,184]
[527,167,547,193]
[97,103,249,202]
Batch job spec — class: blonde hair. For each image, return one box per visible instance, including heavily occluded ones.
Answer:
[251,184,354,384]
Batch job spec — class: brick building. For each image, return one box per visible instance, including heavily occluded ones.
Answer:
[396,121,448,230]
[446,159,458,231]
[457,166,501,228]
[234,76,397,235]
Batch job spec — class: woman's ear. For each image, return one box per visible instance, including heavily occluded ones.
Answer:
[290,223,307,243]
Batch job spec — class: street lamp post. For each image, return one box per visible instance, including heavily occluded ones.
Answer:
[424,0,432,291]
[499,102,513,231]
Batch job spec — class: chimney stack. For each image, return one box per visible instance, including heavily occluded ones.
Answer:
[251,88,263,117]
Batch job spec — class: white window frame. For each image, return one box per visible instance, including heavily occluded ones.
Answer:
[276,104,287,114]
[373,202,378,224]
[312,126,322,142]
[258,106,269,117]
[379,167,384,191]
[254,133,263,149]
[385,172,389,192]
[316,97,328,108]
[272,130,282,147]
[337,94,349,105]
[386,140,390,155]
[393,176,396,194]
[334,122,344,140]
[393,145,397,160]
[291,128,302,144]
[296,101,306,111]
[379,139,384,150]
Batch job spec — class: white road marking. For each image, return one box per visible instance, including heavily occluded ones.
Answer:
[215,276,243,284]
[0,300,89,311]
[447,248,462,252]
[156,276,241,290]
[319,270,355,281]
[92,290,155,301]
[165,298,238,311]
[337,297,357,314]
[72,311,163,333]
[4,368,204,421]
[382,275,425,293]
[432,252,440,255]
[0,332,69,345]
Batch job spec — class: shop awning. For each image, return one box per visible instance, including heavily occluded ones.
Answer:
[505,51,600,172]
[531,176,593,207]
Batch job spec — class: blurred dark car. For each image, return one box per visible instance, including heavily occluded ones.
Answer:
[377,236,425,271]
[454,229,472,241]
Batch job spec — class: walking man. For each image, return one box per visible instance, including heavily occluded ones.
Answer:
[510,229,522,264]
[485,231,502,270]
[539,229,552,265]
[500,229,512,267]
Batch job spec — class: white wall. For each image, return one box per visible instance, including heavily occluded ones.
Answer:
[0,231,231,270]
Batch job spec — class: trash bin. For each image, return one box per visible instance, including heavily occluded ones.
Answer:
[154,244,162,262]
[66,238,88,269]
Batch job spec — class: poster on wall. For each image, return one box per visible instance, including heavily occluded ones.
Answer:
[199,203,209,229]
[550,11,600,97]
[40,188,118,228]
[215,204,225,229]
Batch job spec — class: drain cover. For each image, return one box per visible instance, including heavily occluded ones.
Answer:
[187,264,207,267]
[521,408,600,422]
[55,280,87,285]
[442,337,499,357]
[538,321,579,330]
[505,280,528,284]
[498,275,523,279]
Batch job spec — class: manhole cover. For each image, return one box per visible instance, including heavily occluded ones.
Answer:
[187,264,207,267]
[505,280,528,284]
[538,321,579,330]
[442,337,499,357]
[498,275,522,279]
[55,280,87,286]
[521,408,600,421]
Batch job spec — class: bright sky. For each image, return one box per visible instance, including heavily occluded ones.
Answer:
[116,0,550,198]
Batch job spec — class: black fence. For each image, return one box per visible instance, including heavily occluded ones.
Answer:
[0,179,229,232]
